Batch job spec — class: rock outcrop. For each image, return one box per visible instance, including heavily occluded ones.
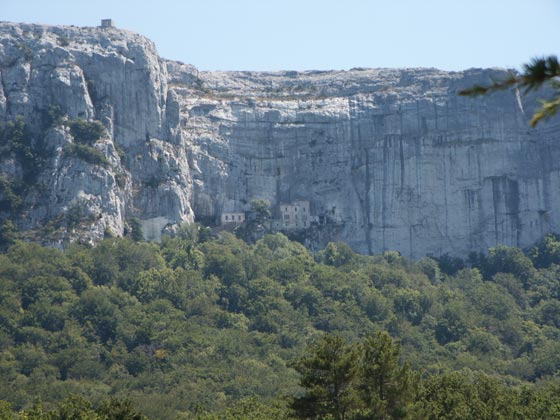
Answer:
[174,66,560,257]
[0,22,193,244]
[1,22,559,256]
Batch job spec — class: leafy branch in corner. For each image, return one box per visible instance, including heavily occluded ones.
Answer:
[459,55,560,127]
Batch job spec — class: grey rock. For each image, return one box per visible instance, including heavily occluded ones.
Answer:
[179,68,560,257]
[0,22,194,244]
[1,21,559,257]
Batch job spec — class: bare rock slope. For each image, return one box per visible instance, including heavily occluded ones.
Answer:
[1,22,559,256]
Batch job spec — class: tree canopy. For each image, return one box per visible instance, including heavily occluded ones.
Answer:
[0,232,560,418]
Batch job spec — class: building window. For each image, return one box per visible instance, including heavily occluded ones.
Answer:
[225,215,228,220]
[238,215,242,221]
[303,207,306,212]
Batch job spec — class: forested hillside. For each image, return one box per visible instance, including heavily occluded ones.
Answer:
[1,228,560,418]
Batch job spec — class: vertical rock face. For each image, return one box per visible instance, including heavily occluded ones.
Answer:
[173,67,560,258]
[0,23,193,244]
[1,22,559,256]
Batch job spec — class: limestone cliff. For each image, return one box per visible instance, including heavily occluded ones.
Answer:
[0,22,193,244]
[1,22,559,256]
[170,66,560,257]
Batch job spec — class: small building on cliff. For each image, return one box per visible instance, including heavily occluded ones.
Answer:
[278,200,310,229]
[100,19,115,28]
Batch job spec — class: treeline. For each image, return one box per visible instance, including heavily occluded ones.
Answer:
[0,228,560,418]
[3,334,560,419]
[286,332,560,420]
[0,397,146,420]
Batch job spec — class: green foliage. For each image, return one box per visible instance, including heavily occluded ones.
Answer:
[250,199,271,220]
[291,334,358,419]
[56,35,70,47]
[0,395,147,420]
[143,176,162,189]
[432,253,465,276]
[292,334,560,420]
[67,119,105,145]
[97,398,147,420]
[0,236,559,418]
[528,233,560,268]
[356,332,418,419]
[64,143,110,167]
[460,55,560,127]
[17,42,33,62]
[484,246,536,287]
[128,217,144,242]
[415,257,442,283]
[317,242,356,267]
[66,202,90,228]
[414,372,518,420]
[0,116,49,184]
[44,104,64,128]
[0,400,14,420]
[0,177,23,213]
[218,397,290,420]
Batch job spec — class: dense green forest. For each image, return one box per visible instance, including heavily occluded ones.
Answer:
[1,227,560,419]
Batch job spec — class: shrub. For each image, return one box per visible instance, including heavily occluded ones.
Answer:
[64,143,110,167]
[66,203,87,228]
[17,42,33,61]
[144,176,162,189]
[43,105,64,128]
[67,119,105,145]
[57,35,70,46]
[0,177,23,212]
[433,253,465,276]
[0,116,49,184]
[128,217,144,242]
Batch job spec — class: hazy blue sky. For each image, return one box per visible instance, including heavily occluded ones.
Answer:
[3,0,559,71]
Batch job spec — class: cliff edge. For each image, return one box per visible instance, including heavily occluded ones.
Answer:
[1,21,559,256]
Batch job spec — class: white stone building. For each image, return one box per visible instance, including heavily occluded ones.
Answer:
[279,200,310,229]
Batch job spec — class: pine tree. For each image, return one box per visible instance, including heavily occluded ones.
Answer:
[356,332,418,420]
[460,55,560,127]
[290,334,359,420]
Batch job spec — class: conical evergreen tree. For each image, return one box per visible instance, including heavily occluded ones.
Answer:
[355,332,418,420]
[290,334,359,420]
